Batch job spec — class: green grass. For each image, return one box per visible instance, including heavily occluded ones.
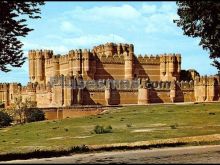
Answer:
[1,103,220,154]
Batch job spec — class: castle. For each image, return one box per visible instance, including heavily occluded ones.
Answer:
[0,42,220,108]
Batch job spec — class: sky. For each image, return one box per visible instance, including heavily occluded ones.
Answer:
[0,1,218,85]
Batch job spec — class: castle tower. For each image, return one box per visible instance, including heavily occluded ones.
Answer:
[170,80,176,103]
[0,83,9,107]
[26,82,36,102]
[28,50,36,83]
[194,76,207,102]
[124,44,134,80]
[82,49,90,80]
[104,42,115,57]
[117,43,122,55]
[63,75,74,106]
[68,50,75,76]
[105,79,111,105]
[176,54,181,80]
[138,79,149,104]
[52,55,60,77]
[9,83,20,104]
[43,50,53,60]
[51,75,64,106]
[160,54,181,81]
[160,55,166,81]
[168,55,175,79]
[75,49,82,74]
[207,76,216,101]
[35,50,45,84]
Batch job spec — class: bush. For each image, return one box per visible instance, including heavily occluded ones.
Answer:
[126,123,132,127]
[25,108,45,123]
[0,111,12,127]
[170,123,178,129]
[209,112,216,115]
[0,102,4,108]
[94,125,112,134]
[70,144,89,153]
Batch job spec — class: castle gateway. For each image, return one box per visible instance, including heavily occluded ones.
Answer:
[0,43,220,108]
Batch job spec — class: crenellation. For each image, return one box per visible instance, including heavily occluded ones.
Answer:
[135,54,160,65]
[0,83,9,91]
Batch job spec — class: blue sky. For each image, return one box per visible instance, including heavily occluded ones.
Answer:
[0,1,218,85]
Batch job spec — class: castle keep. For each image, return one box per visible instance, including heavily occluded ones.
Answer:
[0,42,220,108]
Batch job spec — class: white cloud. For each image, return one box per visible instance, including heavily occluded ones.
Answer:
[63,34,126,48]
[22,40,69,54]
[63,4,140,22]
[160,2,177,13]
[23,33,126,54]
[60,21,83,34]
[143,9,179,34]
[142,4,157,14]
[43,45,69,54]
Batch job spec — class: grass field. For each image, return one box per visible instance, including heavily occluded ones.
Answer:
[1,103,220,154]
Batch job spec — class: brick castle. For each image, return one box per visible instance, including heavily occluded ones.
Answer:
[0,42,220,108]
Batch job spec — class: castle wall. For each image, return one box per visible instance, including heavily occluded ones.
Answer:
[59,62,69,76]
[194,76,220,102]
[94,63,125,80]
[0,84,9,106]
[82,89,138,105]
[136,64,160,80]
[36,92,52,108]
[175,89,195,102]
[150,90,171,103]
[83,90,106,105]
[113,90,138,105]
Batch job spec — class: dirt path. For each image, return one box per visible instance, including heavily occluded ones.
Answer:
[2,145,220,164]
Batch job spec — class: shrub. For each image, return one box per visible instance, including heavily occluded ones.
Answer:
[104,125,112,133]
[0,111,12,128]
[126,123,132,127]
[94,125,112,134]
[70,144,89,153]
[25,108,45,123]
[209,112,216,115]
[170,123,178,129]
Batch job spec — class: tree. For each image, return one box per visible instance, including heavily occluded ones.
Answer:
[0,110,12,127]
[25,108,45,123]
[174,1,220,69]
[5,96,38,124]
[0,1,44,72]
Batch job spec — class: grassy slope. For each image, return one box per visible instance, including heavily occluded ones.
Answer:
[1,103,220,154]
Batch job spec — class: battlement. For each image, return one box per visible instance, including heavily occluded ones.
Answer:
[28,49,53,59]
[134,53,181,65]
[59,54,69,64]
[0,83,9,91]
[36,83,52,93]
[160,54,181,62]
[98,54,125,64]
[92,42,134,57]
[194,75,218,86]
[26,82,37,92]
[135,54,160,64]
[9,83,22,93]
